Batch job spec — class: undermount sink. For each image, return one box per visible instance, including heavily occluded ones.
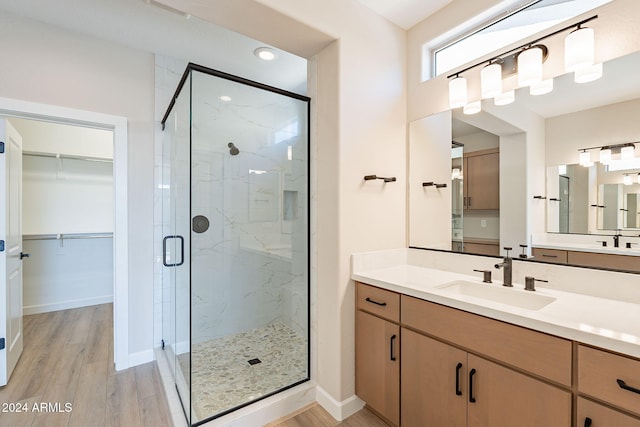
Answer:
[436,280,556,311]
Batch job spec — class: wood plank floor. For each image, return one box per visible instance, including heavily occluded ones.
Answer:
[269,404,390,427]
[0,304,171,427]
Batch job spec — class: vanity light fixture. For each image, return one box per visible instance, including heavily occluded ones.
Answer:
[517,46,544,87]
[578,142,637,167]
[446,15,598,109]
[452,168,462,179]
[481,62,502,99]
[558,164,567,175]
[254,47,277,61]
[579,149,592,166]
[624,174,633,186]
[637,173,640,184]
[449,75,468,109]
[622,144,635,160]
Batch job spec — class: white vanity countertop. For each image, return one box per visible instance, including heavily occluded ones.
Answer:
[533,241,640,256]
[352,262,640,359]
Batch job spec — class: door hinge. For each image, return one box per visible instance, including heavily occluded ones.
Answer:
[0,338,5,350]
[0,240,4,252]
[0,142,4,154]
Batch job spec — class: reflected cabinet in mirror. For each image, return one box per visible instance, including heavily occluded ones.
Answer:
[409,50,640,267]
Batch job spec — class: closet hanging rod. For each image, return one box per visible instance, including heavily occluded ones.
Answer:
[22,151,113,163]
[23,232,113,241]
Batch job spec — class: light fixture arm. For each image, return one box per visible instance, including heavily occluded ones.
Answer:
[446,15,598,79]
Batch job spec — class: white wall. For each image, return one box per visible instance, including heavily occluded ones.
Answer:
[160,0,408,414]
[0,12,155,359]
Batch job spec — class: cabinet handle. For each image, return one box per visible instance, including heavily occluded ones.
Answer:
[542,254,558,258]
[468,196,472,207]
[390,334,397,361]
[455,362,463,396]
[365,297,387,307]
[617,378,640,395]
[584,418,592,427]
[469,368,477,403]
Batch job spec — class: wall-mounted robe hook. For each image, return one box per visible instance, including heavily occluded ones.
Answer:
[533,196,547,200]
[364,175,396,183]
[423,182,447,188]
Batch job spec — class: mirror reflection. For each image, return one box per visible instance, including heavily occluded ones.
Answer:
[410,50,640,260]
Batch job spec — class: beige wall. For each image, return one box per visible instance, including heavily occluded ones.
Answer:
[0,12,155,358]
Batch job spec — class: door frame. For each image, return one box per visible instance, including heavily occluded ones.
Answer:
[0,97,129,371]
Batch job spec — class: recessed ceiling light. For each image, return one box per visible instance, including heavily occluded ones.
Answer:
[219,95,232,102]
[254,47,277,61]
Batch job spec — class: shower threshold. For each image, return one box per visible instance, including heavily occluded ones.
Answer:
[178,322,307,422]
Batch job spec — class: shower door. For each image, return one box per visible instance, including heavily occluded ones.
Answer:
[163,64,310,425]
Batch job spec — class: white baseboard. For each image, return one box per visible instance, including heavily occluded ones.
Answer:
[128,349,155,368]
[23,295,113,315]
[316,386,364,421]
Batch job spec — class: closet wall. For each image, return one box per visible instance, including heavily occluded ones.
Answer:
[12,118,114,314]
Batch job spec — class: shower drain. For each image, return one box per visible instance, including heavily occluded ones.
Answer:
[248,358,262,365]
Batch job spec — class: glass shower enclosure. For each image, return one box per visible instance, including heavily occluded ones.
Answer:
[161,63,310,425]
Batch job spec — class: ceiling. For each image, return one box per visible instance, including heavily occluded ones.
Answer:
[354,0,454,29]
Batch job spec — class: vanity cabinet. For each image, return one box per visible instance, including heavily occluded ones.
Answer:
[532,247,640,272]
[401,295,571,427]
[532,247,568,264]
[463,148,499,210]
[576,397,640,427]
[578,345,640,419]
[355,283,400,426]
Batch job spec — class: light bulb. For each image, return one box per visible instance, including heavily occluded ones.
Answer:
[518,47,543,87]
[463,100,481,115]
[599,148,612,165]
[494,90,515,106]
[565,27,595,73]
[449,76,468,109]
[481,63,502,99]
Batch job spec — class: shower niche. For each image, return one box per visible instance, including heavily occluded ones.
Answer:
[161,64,310,425]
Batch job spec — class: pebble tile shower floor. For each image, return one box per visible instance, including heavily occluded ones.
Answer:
[178,322,307,421]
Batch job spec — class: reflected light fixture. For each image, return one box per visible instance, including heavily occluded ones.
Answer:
[621,144,635,160]
[575,62,603,83]
[481,62,502,99]
[599,147,612,165]
[452,168,461,179]
[624,174,633,186]
[254,47,277,61]
[558,164,567,175]
[494,90,515,106]
[517,46,543,87]
[530,78,553,96]
[449,76,468,109]
[579,150,592,166]
[463,100,481,115]
[219,95,232,102]
[637,173,640,184]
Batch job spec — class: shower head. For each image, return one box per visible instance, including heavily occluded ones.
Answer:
[228,142,239,156]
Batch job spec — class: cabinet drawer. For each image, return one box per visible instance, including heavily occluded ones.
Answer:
[402,295,572,386]
[578,345,640,416]
[532,247,568,264]
[568,251,640,272]
[356,282,400,323]
[576,397,640,427]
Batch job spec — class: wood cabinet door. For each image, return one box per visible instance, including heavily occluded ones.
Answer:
[401,328,467,427]
[467,355,571,427]
[577,397,640,427]
[465,152,499,210]
[355,310,399,426]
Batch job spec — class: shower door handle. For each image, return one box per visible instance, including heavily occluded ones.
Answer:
[162,235,185,267]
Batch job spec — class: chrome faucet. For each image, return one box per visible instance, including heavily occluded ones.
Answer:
[494,247,513,287]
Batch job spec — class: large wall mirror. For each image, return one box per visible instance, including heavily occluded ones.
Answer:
[409,50,640,263]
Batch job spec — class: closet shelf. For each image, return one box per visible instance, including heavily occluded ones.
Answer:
[23,232,113,241]
[23,151,113,163]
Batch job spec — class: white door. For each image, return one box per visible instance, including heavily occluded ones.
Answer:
[0,118,23,386]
